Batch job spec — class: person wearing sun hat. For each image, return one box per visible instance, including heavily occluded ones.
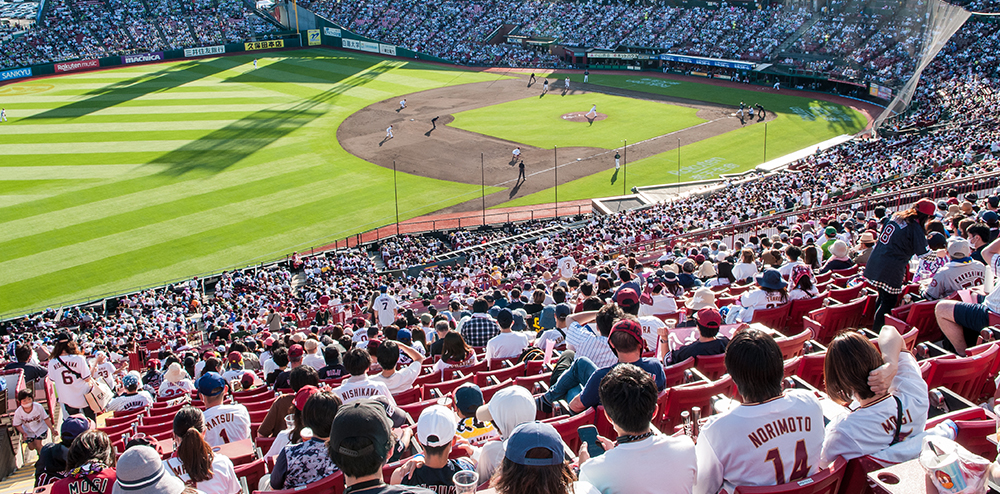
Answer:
[113,444,184,494]
[853,230,877,265]
[722,269,789,325]
[157,362,195,399]
[685,287,718,311]
[819,240,855,274]
[865,198,935,329]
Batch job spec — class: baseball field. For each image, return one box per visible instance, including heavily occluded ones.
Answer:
[0,47,869,316]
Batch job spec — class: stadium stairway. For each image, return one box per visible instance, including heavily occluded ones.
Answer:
[434,219,589,263]
[770,14,821,59]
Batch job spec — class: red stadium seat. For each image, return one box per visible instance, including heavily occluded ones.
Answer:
[400,398,439,419]
[253,469,344,494]
[514,373,552,393]
[136,422,172,437]
[733,458,846,494]
[139,413,173,427]
[105,411,144,428]
[243,398,277,413]
[783,356,801,378]
[255,436,276,454]
[921,344,999,402]
[148,402,186,417]
[234,386,271,401]
[784,293,827,336]
[488,358,517,370]
[694,354,727,381]
[654,375,733,433]
[827,284,864,305]
[248,409,268,424]
[775,330,810,361]
[392,387,423,406]
[890,300,943,343]
[423,374,474,400]
[796,352,827,391]
[475,362,526,387]
[925,407,999,462]
[541,407,596,452]
[234,458,266,491]
[663,357,696,388]
[805,297,867,344]
[750,304,791,331]
[480,378,513,402]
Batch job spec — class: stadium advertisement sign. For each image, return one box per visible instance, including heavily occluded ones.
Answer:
[342,39,380,53]
[324,27,341,37]
[184,45,225,57]
[122,52,164,64]
[869,83,892,100]
[307,29,321,46]
[379,44,396,56]
[656,53,754,71]
[245,39,285,51]
[0,67,30,81]
[54,59,99,73]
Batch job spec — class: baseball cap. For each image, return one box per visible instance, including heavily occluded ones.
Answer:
[329,400,393,460]
[915,198,936,216]
[504,421,565,466]
[824,226,836,237]
[112,445,185,494]
[379,285,388,293]
[454,383,484,415]
[288,344,305,362]
[420,314,433,325]
[295,385,320,411]
[56,332,72,343]
[416,405,457,447]
[240,372,255,391]
[396,328,412,343]
[370,395,409,428]
[146,358,160,370]
[610,319,645,350]
[495,308,513,327]
[984,211,999,223]
[61,415,94,443]
[196,372,227,397]
[122,374,139,389]
[947,237,972,259]
[694,308,722,329]
[614,288,639,308]
[554,303,572,319]
[227,351,243,364]
[989,195,1000,208]
[477,386,535,424]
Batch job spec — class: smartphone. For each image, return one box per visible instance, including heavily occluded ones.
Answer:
[578,425,604,458]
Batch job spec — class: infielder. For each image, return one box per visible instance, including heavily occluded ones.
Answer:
[386,125,393,139]
[584,69,589,83]
[564,77,570,90]
[614,151,620,171]
[512,147,521,161]
[542,79,549,93]
[399,99,406,110]
[1,108,5,122]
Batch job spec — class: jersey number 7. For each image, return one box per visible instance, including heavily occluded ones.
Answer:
[765,439,811,484]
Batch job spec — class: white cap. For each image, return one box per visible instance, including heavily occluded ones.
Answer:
[947,237,972,259]
[416,405,457,448]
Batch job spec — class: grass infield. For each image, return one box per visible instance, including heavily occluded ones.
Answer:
[0,48,501,316]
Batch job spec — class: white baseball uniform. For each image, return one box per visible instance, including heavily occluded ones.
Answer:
[373,292,398,327]
[386,126,393,139]
[695,389,825,494]
[202,403,251,446]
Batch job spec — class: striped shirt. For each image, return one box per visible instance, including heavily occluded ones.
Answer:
[565,321,616,368]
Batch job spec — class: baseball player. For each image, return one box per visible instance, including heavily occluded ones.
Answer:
[564,77,570,91]
[512,147,521,161]
[755,103,765,121]
[748,106,754,120]
[399,99,406,110]
[922,238,985,300]
[614,151,621,171]
[253,59,257,69]
[773,81,781,90]
[695,329,825,494]
[543,79,549,93]
[386,125,393,140]
[584,69,589,83]
[586,104,597,119]
[1,108,6,122]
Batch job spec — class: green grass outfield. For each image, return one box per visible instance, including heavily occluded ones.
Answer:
[449,92,705,149]
[496,74,867,208]
[0,48,504,316]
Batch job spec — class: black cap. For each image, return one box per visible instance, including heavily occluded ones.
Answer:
[329,400,393,460]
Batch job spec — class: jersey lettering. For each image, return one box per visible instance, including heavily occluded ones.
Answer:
[747,416,812,448]
[878,223,895,244]
[764,439,811,484]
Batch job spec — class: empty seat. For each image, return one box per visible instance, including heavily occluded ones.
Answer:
[921,344,999,402]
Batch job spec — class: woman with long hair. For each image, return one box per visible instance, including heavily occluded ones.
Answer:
[432,332,478,372]
[488,422,597,494]
[731,248,759,284]
[789,266,819,301]
[47,333,96,421]
[864,199,935,329]
[165,407,240,494]
[803,244,822,271]
[270,390,341,489]
[723,268,789,324]
[50,430,116,494]
[819,326,928,468]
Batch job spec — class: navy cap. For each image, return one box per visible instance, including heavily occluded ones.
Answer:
[454,383,484,415]
[504,421,565,466]
[196,372,227,397]
[554,303,572,319]
[61,415,93,443]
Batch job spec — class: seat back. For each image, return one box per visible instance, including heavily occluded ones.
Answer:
[253,469,345,494]
[663,357,696,388]
[796,352,827,391]
[541,408,597,452]
[775,330,810,361]
[243,399,276,413]
[827,284,863,304]
[807,298,867,344]
[400,398,439,419]
[694,354,728,381]
[655,375,734,433]
[750,304,791,331]
[783,356,801,378]
[475,362,526,387]
[392,387,423,406]
[925,406,999,462]
[734,458,846,493]
[480,379,513,402]
[234,458,266,491]
[514,373,552,393]
[904,300,943,343]
[135,422,172,437]
[423,374,475,400]
[921,344,999,402]
[785,294,827,336]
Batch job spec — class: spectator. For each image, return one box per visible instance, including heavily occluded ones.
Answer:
[694,329,824,494]
[197,372,251,447]
[914,233,949,282]
[578,364,697,494]
[936,270,1000,355]
[664,308,728,366]
[475,386,536,482]
[372,340,424,394]
[222,351,259,389]
[485,308,532,361]
[372,285,399,328]
[106,374,154,412]
[788,266,819,301]
[533,303,572,349]
[47,332,96,420]
[922,237,985,300]
[303,339,326,370]
[564,302,620,369]
[724,269,789,324]
[460,298,501,347]
[257,365,320,439]
[327,400,436,494]
[114,445,185,494]
[819,240,854,273]
[159,362,196,399]
[864,199,934,329]
[428,320,451,357]
[390,405,475,489]
[51,431,116,494]
[819,327,929,467]
[732,249,759,283]
[13,388,56,454]
[333,348,397,405]
[271,390,341,489]
[432,333,479,373]
[487,421,598,494]
[969,223,991,264]
[318,344,346,380]
[165,406,241,494]
[638,282,678,316]
[274,344,305,390]
[453,384,498,446]
[853,232,876,265]
[36,415,92,487]
[5,344,47,382]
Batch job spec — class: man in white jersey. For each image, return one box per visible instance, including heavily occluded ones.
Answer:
[557,254,578,280]
[197,372,251,446]
[107,374,154,413]
[90,351,116,391]
[695,329,824,494]
[332,348,396,406]
[372,285,398,328]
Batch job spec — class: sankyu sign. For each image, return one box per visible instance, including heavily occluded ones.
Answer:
[184,45,225,57]
[379,44,396,56]
[324,27,341,37]
[245,39,284,51]
[122,52,164,64]
[342,39,379,53]
[0,67,31,81]
[54,59,99,73]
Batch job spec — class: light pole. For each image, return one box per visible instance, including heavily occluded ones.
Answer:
[554,146,558,218]
[481,153,485,226]
[392,160,399,235]
[622,139,627,195]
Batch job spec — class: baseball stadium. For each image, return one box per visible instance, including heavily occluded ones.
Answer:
[0,0,998,491]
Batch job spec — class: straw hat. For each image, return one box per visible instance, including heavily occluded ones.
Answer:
[685,287,718,310]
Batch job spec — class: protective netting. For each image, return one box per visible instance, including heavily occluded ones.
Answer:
[870,0,971,131]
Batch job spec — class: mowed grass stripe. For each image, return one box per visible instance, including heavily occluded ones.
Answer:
[0,138,302,154]
[0,125,307,143]
[10,104,286,118]
[8,111,302,125]
[0,164,161,180]
[4,95,289,107]
[0,121,276,134]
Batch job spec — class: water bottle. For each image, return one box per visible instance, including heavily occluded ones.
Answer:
[691,407,701,439]
[681,411,692,437]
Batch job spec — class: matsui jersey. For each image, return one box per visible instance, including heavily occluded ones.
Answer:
[695,389,825,494]
[202,403,251,447]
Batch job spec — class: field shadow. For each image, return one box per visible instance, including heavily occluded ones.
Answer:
[611,168,619,184]
[222,57,381,85]
[509,179,522,198]
[153,61,396,176]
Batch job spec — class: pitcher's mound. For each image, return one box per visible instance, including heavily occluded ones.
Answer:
[561,112,607,122]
